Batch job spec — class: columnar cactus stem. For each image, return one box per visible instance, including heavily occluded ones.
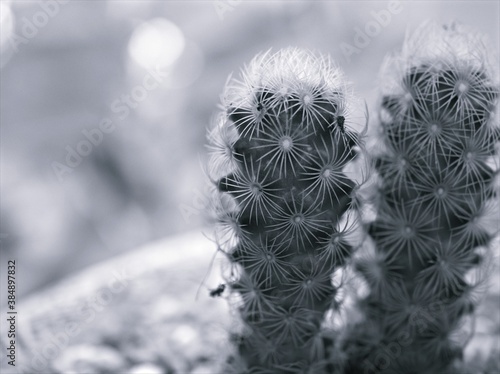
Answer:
[207,48,367,373]
[345,22,499,374]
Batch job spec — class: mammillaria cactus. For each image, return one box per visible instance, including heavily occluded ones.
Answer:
[206,48,367,373]
[344,22,500,374]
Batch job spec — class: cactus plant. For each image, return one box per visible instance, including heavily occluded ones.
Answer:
[206,48,367,373]
[344,22,500,374]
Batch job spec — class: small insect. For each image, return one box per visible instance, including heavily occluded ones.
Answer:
[209,284,226,297]
[336,116,345,134]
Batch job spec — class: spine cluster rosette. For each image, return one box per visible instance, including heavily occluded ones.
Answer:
[206,48,367,373]
[344,22,500,374]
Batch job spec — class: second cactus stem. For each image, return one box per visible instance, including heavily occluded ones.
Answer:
[207,48,366,373]
[345,23,499,374]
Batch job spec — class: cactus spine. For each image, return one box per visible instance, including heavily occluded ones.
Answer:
[345,22,500,374]
[207,48,367,373]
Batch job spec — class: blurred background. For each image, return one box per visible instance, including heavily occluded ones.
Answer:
[0,0,498,301]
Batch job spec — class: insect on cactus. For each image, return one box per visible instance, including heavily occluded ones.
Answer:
[344,22,500,374]
[206,48,368,373]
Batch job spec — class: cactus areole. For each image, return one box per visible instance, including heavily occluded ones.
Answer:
[207,48,367,373]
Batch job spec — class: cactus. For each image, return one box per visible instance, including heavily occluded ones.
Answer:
[206,48,367,373]
[344,22,500,374]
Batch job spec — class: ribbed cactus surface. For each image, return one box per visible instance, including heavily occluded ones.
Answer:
[345,22,500,374]
[207,48,366,373]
